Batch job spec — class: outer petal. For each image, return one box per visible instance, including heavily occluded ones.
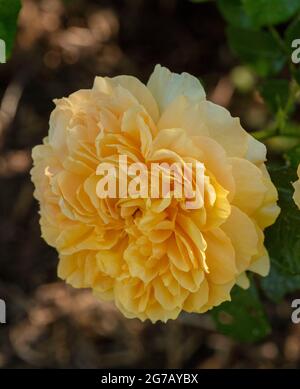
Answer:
[93,73,159,122]
[183,278,209,313]
[158,96,249,158]
[236,272,250,289]
[48,100,73,159]
[199,280,235,312]
[230,157,266,215]
[253,165,280,229]
[221,206,259,273]
[193,135,235,197]
[111,75,159,122]
[248,247,270,276]
[245,134,267,165]
[57,251,114,294]
[147,64,205,113]
[204,228,237,284]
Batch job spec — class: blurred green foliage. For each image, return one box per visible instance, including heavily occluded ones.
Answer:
[259,79,290,113]
[264,165,300,275]
[0,0,21,59]
[242,0,300,27]
[211,280,271,342]
[262,266,300,303]
[192,0,300,341]
[227,26,286,76]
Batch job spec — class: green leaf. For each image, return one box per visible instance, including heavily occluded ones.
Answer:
[211,281,271,342]
[261,265,300,303]
[217,0,257,29]
[281,123,300,138]
[242,0,300,27]
[285,19,300,48]
[227,26,286,77]
[265,164,300,275]
[259,79,290,113]
[0,0,22,59]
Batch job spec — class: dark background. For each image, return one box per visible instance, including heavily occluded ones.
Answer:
[0,0,299,368]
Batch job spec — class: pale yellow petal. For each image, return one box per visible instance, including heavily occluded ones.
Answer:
[248,248,270,276]
[199,280,235,312]
[204,228,237,284]
[112,75,159,122]
[147,64,205,113]
[221,206,259,273]
[183,278,209,313]
[193,135,235,197]
[230,157,266,215]
[245,134,267,165]
[236,272,250,289]
[158,97,248,157]
[293,165,300,209]
[253,164,280,228]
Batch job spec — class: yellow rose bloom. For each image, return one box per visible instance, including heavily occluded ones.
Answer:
[293,165,300,209]
[31,65,280,322]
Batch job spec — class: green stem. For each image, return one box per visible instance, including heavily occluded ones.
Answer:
[268,25,299,84]
[253,27,300,141]
[268,26,288,55]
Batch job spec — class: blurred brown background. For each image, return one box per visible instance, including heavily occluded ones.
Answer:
[0,0,299,369]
